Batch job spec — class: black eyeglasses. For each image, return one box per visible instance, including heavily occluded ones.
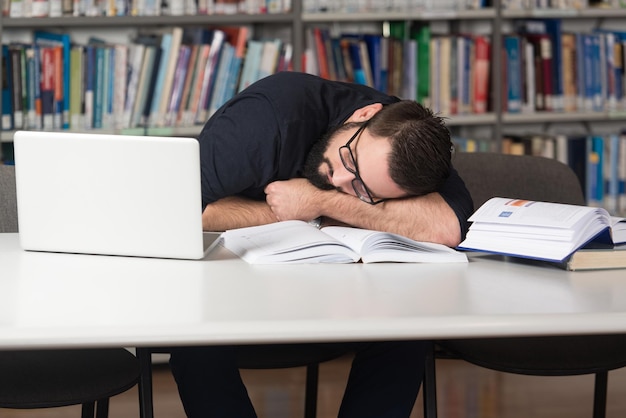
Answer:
[338,123,386,205]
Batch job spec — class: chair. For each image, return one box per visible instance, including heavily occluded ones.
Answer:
[422,153,626,418]
[136,343,350,418]
[0,163,141,418]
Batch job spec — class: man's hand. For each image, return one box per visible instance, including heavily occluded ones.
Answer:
[264,179,326,221]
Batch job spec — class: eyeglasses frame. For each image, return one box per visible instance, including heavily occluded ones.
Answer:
[338,122,386,205]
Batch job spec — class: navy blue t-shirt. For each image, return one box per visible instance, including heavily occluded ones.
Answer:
[198,72,473,236]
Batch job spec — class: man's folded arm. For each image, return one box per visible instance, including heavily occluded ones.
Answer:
[318,191,462,247]
[202,196,276,232]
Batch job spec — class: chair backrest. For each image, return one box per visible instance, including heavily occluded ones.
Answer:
[0,164,18,233]
[452,152,586,211]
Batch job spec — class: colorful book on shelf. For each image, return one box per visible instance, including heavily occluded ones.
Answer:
[561,32,577,112]
[472,34,490,114]
[164,44,191,126]
[586,135,604,207]
[147,32,171,127]
[131,41,159,128]
[458,197,626,264]
[257,38,282,81]
[121,42,146,129]
[342,38,366,85]
[217,26,248,111]
[215,220,468,264]
[39,46,56,130]
[69,44,84,130]
[23,44,39,130]
[503,35,523,113]
[238,39,263,92]
[155,26,183,128]
[524,33,552,111]
[112,43,128,129]
[414,25,430,106]
[363,33,387,93]
[33,31,70,129]
[195,28,225,125]
[8,46,25,130]
[515,18,564,111]
[1,45,14,131]
[207,43,234,117]
[182,43,210,126]
[175,43,199,127]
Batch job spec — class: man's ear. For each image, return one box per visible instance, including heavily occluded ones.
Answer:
[345,103,383,123]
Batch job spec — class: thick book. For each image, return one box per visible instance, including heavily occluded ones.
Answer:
[215,220,468,264]
[564,243,626,271]
[458,197,626,263]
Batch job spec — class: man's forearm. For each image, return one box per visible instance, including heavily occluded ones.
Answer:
[318,191,462,247]
[202,196,276,231]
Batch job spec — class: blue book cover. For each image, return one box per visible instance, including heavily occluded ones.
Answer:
[92,45,105,129]
[1,45,13,131]
[362,34,385,92]
[345,39,367,86]
[586,136,605,205]
[84,44,96,129]
[504,35,522,113]
[148,33,171,125]
[34,31,71,129]
[207,43,233,117]
[591,34,603,112]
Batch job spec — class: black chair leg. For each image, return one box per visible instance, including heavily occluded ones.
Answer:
[81,401,95,418]
[304,363,319,418]
[137,348,154,418]
[95,398,109,418]
[593,371,608,418]
[422,342,438,418]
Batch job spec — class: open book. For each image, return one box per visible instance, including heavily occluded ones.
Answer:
[216,220,468,264]
[458,197,626,263]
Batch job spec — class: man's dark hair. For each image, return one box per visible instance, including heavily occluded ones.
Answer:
[367,100,452,196]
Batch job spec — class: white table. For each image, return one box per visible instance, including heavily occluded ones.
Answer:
[3,232,626,350]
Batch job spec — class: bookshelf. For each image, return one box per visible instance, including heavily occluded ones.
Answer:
[1,0,626,215]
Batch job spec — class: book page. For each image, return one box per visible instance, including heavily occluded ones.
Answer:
[321,226,468,264]
[469,197,608,229]
[221,220,359,264]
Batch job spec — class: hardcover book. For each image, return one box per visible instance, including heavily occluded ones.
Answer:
[458,197,626,263]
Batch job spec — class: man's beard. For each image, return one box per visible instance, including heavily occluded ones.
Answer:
[303,134,336,191]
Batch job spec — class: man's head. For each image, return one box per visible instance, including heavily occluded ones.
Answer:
[303,100,452,203]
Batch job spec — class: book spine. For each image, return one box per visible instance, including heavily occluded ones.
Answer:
[472,35,490,114]
[52,45,64,129]
[504,35,522,113]
[9,47,24,129]
[92,45,104,129]
[112,44,127,129]
[165,44,191,126]
[1,45,14,131]
[40,46,55,130]
[69,44,84,130]
[25,46,38,129]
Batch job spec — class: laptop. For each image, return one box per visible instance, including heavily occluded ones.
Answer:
[14,130,214,260]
